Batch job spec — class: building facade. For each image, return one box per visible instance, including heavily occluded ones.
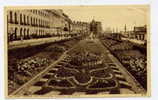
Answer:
[71,21,90,37]
[7,9,72,42]
[128,25,147,41]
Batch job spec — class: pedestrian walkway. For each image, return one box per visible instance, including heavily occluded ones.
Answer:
[8,37,71,50]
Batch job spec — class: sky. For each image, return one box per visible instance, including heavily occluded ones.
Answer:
[55,5,149,31]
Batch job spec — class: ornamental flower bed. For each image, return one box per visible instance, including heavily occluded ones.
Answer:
[100,37,147,90]
[8,57,50,94]
[8,38,81,94]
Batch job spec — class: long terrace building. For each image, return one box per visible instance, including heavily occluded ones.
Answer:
[6,9,74,42]
[71,21,90,37]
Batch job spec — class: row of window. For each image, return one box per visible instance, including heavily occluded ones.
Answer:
[30,10,49,17]
[8,27,52,41]
[8,11,50,28]
[8,28,79,42]
[131,34,146,40]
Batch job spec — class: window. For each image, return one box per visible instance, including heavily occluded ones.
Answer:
[10,11,13,23]
[31,17,32,25]
[15,12,18,24]
[20,14,22,24]
[27,16,29,25]
[33,18,35,25]
[24,15,26,25]
[36,18,37,25]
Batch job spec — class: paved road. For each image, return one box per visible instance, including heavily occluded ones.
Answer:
[10,38,146,97]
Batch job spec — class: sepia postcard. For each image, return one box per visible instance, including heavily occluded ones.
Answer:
[4,5,150,98]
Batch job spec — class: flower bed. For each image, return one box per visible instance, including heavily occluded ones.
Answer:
[8,38,80,94]
[101,37,147,89]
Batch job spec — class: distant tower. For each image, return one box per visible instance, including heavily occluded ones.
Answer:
[124,24,127,32]
[116,27,118,33]
[113,28,115,33]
